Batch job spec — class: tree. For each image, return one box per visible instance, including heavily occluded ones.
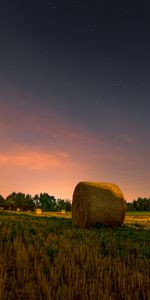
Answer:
[25,194,35,211]
[56,198,66,211]
[64,199,72,211]
[6,192,17,210]
[5,192,35,211]
[39,193,57,211]
[0,195,5,206]
[33,194,41,208]
[126,198,150,211]
[13,193,26,210]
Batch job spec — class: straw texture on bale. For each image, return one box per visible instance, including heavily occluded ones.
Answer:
[72,182,126,227]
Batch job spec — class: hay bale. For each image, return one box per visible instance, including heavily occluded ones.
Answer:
[72,182,126,227]
[35,208,42,215]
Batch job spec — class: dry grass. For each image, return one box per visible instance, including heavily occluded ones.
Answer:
[125,212,150,229]
[0,211,149,300]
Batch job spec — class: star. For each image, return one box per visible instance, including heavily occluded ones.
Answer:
[52,3,57,10]
[87,22,95,30]
[20,15,24,23]
[7,64,13,70]
[106,56,111,64]
[73,0,78,5]
[120,7,125,12]
[112,79,122,87]
[43,39,48,44]
[66,115,71,120]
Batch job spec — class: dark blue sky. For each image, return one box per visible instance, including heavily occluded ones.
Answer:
[0,1,150,200]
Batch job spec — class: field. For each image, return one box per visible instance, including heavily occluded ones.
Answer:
[0,211,150,300]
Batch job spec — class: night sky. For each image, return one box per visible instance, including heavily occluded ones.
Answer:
[0,1,150,201]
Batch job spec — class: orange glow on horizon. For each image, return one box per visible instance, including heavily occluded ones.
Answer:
[0,90,149,202]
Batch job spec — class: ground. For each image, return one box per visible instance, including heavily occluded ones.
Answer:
[0,211,150,300]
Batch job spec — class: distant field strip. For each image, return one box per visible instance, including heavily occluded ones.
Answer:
[125,212,150,229]
[1,210,150,226]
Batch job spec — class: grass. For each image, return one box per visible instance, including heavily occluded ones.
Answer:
[0,211,150,300]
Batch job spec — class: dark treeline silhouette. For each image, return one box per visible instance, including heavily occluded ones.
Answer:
[126,197,150,211]
[0,194,150,212]
[0,193,72,212]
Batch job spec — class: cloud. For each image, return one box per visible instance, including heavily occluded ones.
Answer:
[0,88,150,201]
[0,148,70,170]
[0,145,88,199]
[56,151,70,158]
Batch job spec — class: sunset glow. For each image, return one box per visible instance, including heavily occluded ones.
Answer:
[0,2,150,202]
[0,90,149,201]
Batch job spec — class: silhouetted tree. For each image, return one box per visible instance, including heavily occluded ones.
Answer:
[24,194,35,211]
[0,195,5,206]
[126,198,150,211]
[56,198,72,211]
[39,193,57,211]
[6,192,17,210]
[33,194,41,208]
[5,192,35,211]
[64,199,72,211]
[56,198,66,211]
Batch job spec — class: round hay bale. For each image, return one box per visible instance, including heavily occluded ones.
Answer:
[72,182,126,227]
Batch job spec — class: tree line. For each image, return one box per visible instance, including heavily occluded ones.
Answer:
[126,197,150,211]
[0,193,72,212]
[0,193,150,212]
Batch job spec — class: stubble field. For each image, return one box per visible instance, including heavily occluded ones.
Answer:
[0,211,150,300]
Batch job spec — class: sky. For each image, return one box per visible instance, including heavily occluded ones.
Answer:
[0,0,150,201]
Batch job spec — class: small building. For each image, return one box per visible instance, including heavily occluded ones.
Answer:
[17,208,21,212]
[35,208,42,215]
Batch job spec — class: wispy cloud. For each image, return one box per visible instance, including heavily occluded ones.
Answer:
[0,148,70,170]
[0,88,149,201]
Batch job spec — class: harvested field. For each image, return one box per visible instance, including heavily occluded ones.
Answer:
[0,211,150,300]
